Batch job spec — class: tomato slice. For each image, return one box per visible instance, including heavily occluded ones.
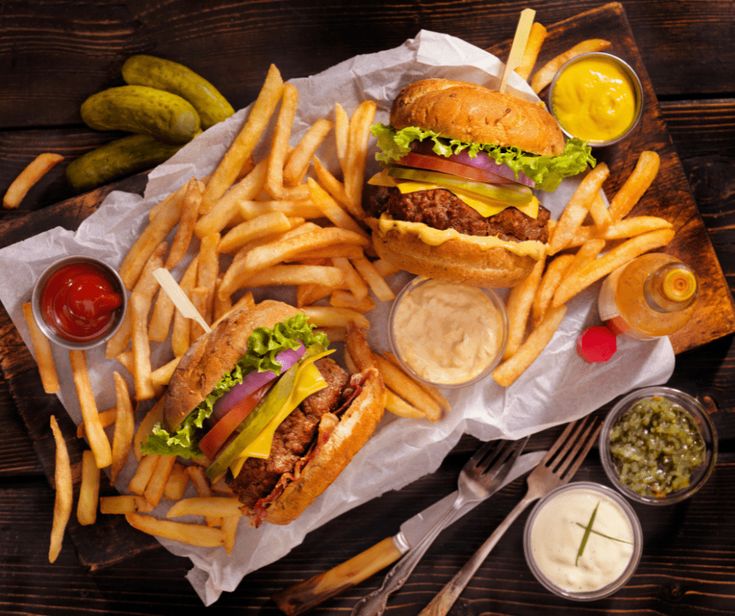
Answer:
[198,385,269,460]
[398,153,512,184]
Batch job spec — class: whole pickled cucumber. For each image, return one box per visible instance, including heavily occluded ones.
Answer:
[81,85,200,144]
[66,135,181,191]
[122,55,234,129]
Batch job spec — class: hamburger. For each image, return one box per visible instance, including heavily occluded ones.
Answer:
[366,78,596,287]
[143,300,385,525]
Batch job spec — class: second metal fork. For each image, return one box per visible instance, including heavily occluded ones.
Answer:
[419,414,602,616]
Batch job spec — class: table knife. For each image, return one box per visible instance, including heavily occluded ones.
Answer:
[272,450,545,615]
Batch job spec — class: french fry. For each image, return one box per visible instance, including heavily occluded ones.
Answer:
[163,463,190,501]
[190,286,212,341]
[385,390,425,420]
[504,255,547,359]
[334,102,349,173]
[374,355,441,421]
[244,264,345,288]
[372,259,401,278]
[116,349,132,373]
[144,454,176,507]
[220,212,292,253]
[493,305,567,387]
[332,257,369,301]
[531,38,612,93]
[125,513,224,548]
[76,407,116,438]
[167,497,242,519]
[307,178,367,237]
[296,284,333,307]
[608,151,661,221]
[186,466,220,527]
[516,22,548,81]
[344,322,376,371]
[266,83,309,200]
[219,227,369,298]
[239,199,322,220]
[100,495,153,515]
[196,232,221,325]
[150,356,182,388]
[107,242,166,357]
[130,292,155,400]
[213,291,256,327]
[343,100,377,218]
[567,216,673,248]
[48,415,72,563]
[120,197,181,289]
[76,450,100,526]
[382,351,450,414]
[148,287,176,343]
[69,350,112,468]
[111,372,135,483]
[552,229,675,307]
[296,243,365,261]
[284,118,333,186]
[589,192,612,230]
[532,254,574,327]
[213,276,233,321]
[352,257,395,302]
[166,178,203,268]
[22,302,59,393]
[329,290,375,312]
[133,399,164,461]
[313,157,353,211]
[3,153,63,209]
[149,181,189,222]
[549,163,610,254]
[171,256,199,357]
[222,515,240,554]
[565,239,606,279]
[201,64,284,213]
[128,454,160,495]
[211,477,235,496]
[196,160,268,237]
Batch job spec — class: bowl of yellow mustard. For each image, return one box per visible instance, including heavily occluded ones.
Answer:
[549,52,643,147]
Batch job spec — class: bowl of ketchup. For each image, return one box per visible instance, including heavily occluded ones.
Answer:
[31,256,126,349]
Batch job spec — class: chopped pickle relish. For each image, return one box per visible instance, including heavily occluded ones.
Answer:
[609,396,706,498]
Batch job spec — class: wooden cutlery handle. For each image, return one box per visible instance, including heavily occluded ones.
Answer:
[272,537,402,614]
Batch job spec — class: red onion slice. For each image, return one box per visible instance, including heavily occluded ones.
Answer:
[212,344,305,420]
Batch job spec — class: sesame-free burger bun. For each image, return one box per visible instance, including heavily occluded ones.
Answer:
[390,78,564,156]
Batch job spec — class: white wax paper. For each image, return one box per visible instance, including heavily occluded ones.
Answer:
[0,30,674,605]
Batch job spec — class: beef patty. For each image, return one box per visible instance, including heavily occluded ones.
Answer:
[366,186,550,243]
[229,358,349,508]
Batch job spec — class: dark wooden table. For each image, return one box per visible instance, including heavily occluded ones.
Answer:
[1,1,734,614]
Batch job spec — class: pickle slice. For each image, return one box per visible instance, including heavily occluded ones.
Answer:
[388,166,533,205]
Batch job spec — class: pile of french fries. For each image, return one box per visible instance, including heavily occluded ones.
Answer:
[31,63,456,562]
[492,150,671,387]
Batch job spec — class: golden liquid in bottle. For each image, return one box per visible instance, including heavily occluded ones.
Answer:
[598,253,697,340]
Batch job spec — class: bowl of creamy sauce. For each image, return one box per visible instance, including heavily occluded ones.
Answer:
[524,482,642,600]
[388,278,507,387]
[549,52,643,147]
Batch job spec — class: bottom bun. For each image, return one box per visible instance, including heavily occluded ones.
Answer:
[368,217,543,288]
[260,367,386,525]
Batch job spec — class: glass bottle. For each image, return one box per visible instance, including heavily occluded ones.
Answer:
[598,253,697,340]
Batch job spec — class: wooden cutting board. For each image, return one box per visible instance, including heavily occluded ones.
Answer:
[0,1,733,570]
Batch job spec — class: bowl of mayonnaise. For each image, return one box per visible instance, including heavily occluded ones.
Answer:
[388,277,507,388]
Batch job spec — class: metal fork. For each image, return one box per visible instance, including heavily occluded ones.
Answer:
[351,437,529,616]
[419,415,602,616]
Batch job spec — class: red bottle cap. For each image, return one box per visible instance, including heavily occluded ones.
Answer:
[577,325,617,363]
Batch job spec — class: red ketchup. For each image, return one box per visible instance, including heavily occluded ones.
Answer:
[40,262,123,342]
[577,325,618,363]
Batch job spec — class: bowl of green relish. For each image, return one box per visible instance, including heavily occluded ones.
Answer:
[600,386,717,505]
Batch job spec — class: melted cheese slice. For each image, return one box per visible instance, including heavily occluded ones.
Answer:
[229,350,333,478]
[367,170,539,219]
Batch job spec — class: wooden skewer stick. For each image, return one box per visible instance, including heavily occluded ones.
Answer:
[153,268,212,334]
[499,8,536,93]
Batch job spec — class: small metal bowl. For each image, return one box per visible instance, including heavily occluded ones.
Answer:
[524,481,643,601]
[31,255,127,350]
[599,386,717,505]
[388,277,507,388]
[548,52,644,147]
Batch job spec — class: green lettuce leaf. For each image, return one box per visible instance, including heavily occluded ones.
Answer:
[371,124,595,192]
[141,313,328,459]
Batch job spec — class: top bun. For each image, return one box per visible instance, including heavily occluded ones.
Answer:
[164,300,300,430]
[390,78,564,157]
